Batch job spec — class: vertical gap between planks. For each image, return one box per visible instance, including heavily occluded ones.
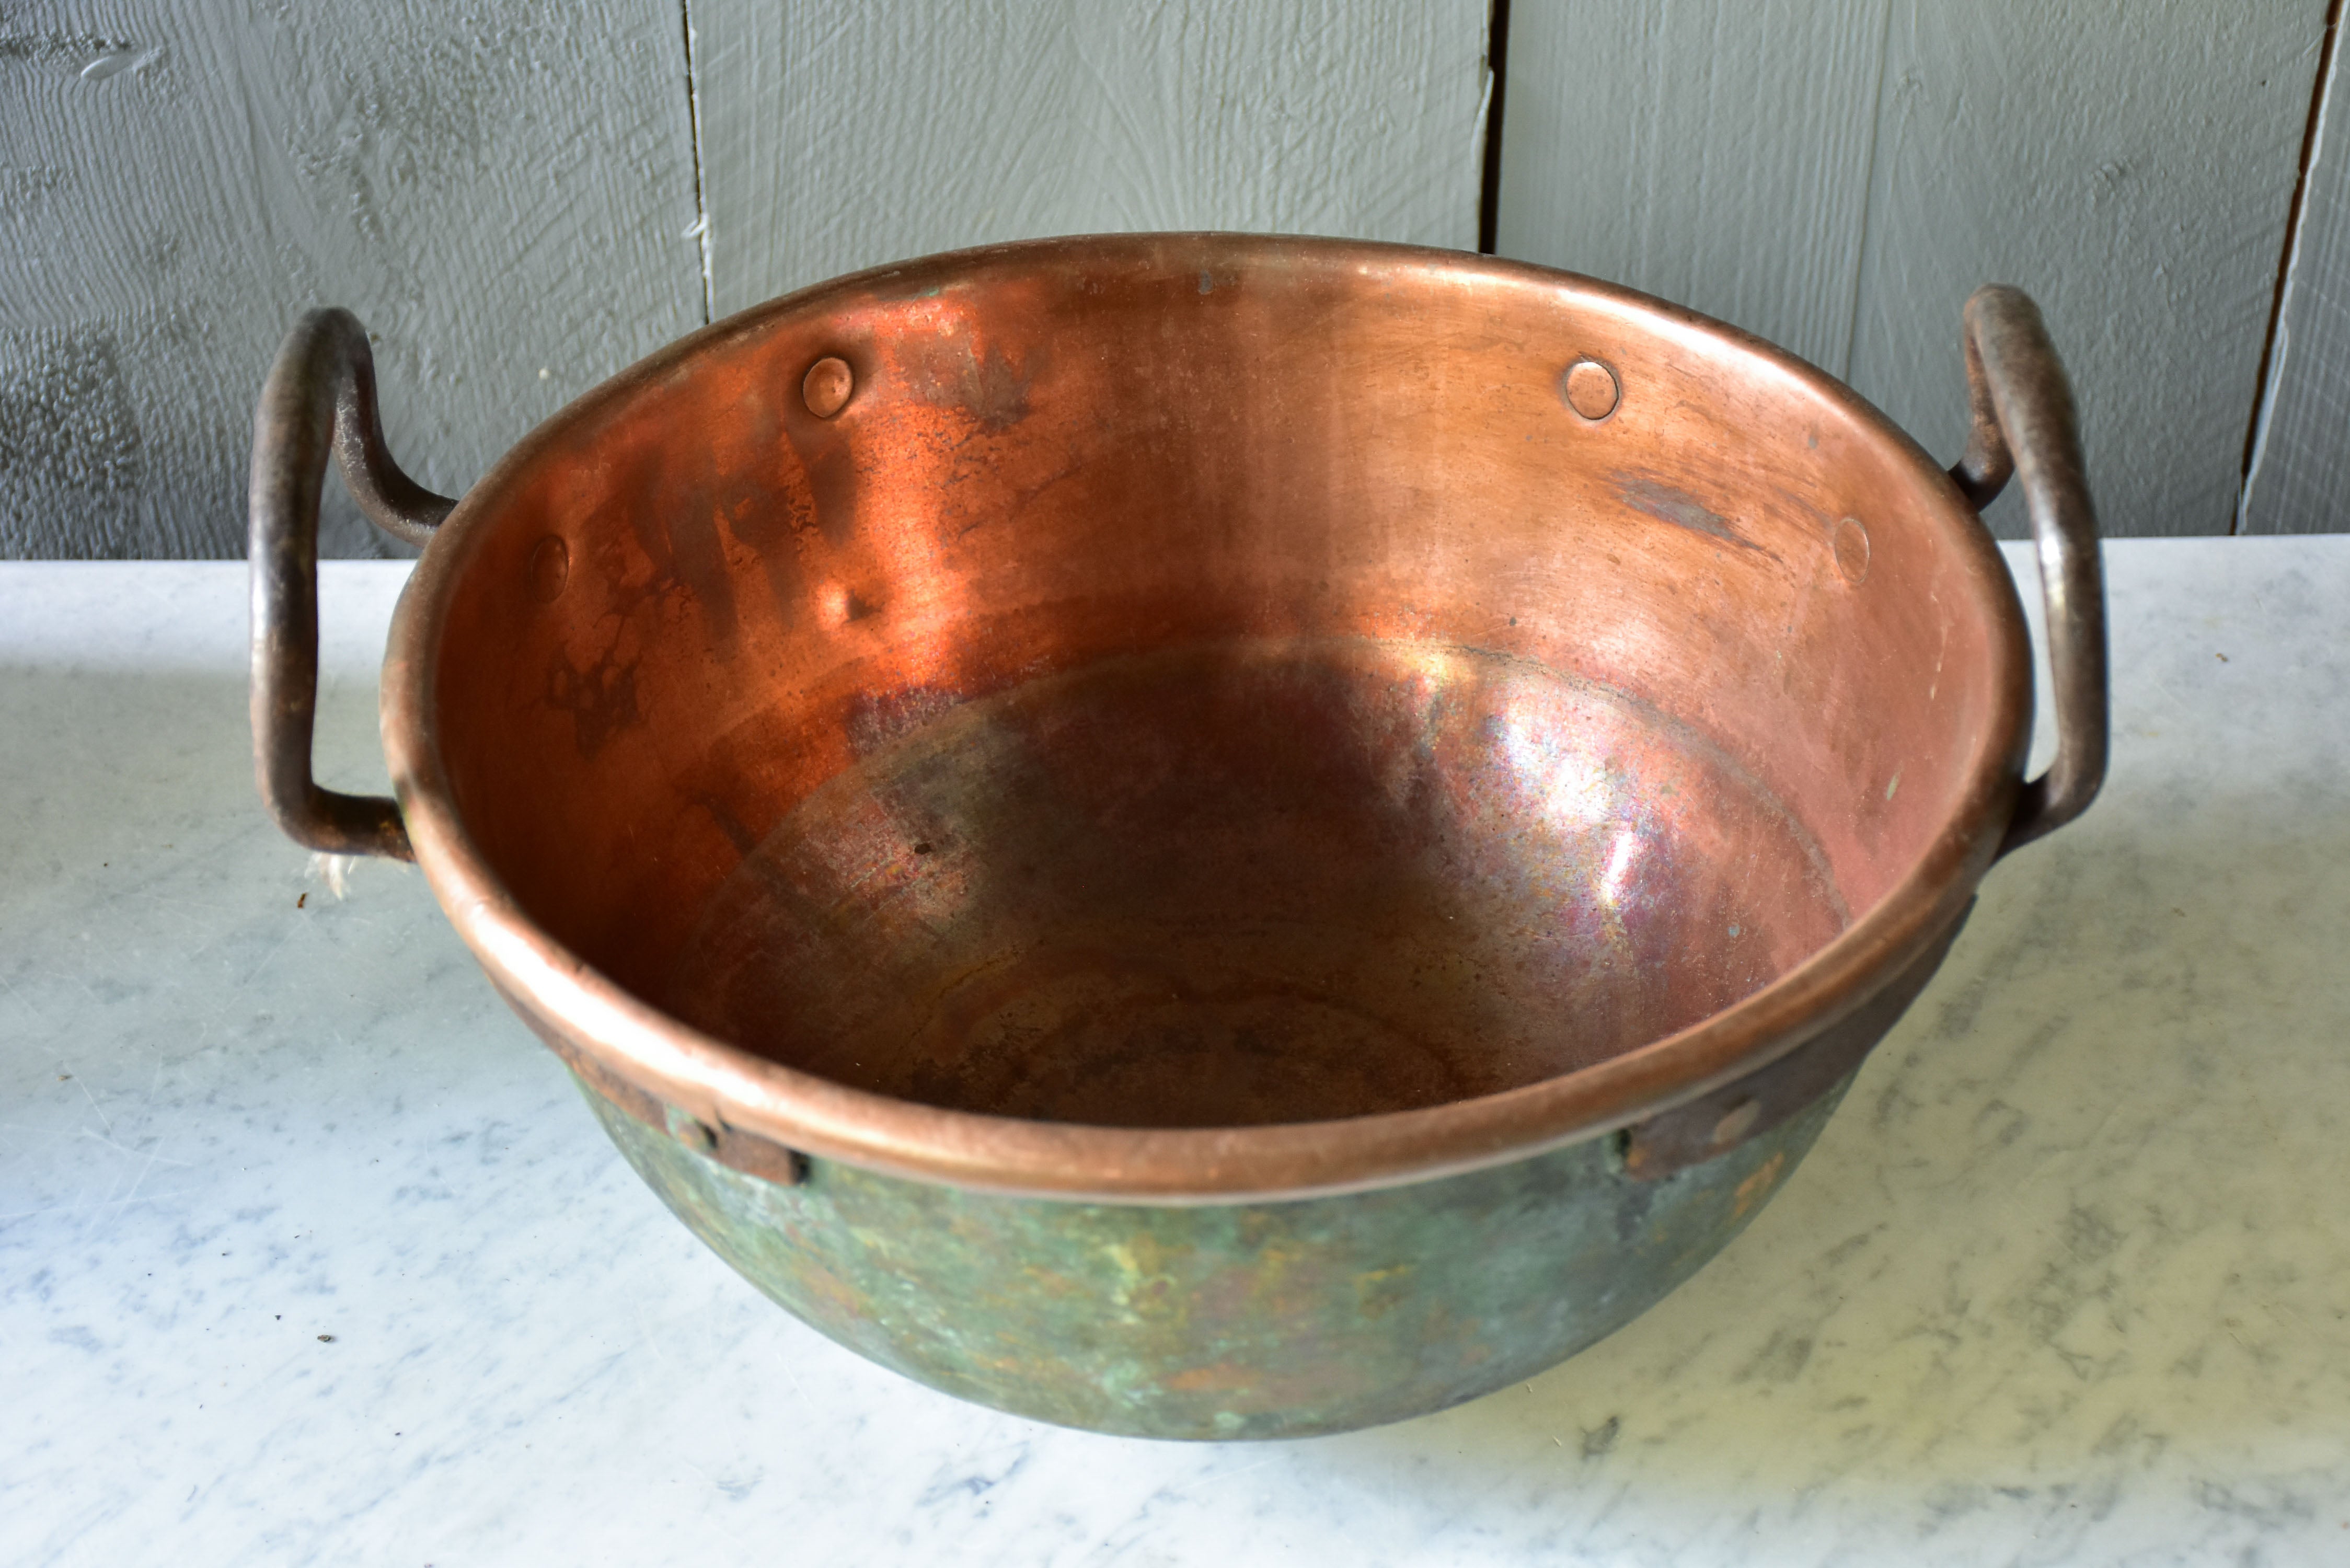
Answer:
[680,0,714,324]
[1837,0,1898,384]
[1478,0,1513,254]
[2236,0,2344,532]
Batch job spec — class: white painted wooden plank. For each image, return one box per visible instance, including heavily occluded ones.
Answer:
[2243,27,2350,534]
[1846,2,2324,538]
[1495,0,1893,376]
[690,0,1491,317]
[1498,1,2324,538]
[1,1,705,558]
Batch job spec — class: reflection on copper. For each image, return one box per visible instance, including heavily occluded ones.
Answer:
[378,235,2052,1198]
[629,636,1850,1131]
[1600,828,1641,909]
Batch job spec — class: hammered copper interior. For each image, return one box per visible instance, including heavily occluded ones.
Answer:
[425,237,2011,1130]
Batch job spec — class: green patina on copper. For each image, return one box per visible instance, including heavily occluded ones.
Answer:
[584,1080,1847,1440]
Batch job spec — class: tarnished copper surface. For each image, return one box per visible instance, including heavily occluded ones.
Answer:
[244,236,2109,1201]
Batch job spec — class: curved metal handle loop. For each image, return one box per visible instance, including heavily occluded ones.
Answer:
[1948,286,2110,857]
[249,308,457,861]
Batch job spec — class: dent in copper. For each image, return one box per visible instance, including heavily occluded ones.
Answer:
[372,236,2067,1200]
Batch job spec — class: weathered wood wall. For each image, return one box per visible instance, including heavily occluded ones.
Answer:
[2243,17,2350,534]
[1,1,1486,557]
[691,0,1488,314]
[5,2,2343,554]
[1,1,705,558]
[1497,0,2329,538]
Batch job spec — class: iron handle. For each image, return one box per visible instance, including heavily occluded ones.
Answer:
[249,308,456,861]
[1948,286,2110,857]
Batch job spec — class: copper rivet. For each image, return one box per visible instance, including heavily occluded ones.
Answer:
[527,535,569,603]
[1563,358,1620,421]
[1710,1098,1761,1148]
[803,355,854,419]
[1833,516,1871,584]
[680,1118,719,1154]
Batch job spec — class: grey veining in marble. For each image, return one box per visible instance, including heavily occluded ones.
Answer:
[3,545,2347,1565]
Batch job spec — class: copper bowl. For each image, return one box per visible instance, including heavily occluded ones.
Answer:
[251,235,2105,1437]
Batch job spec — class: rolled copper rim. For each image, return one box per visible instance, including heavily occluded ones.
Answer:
[382,236,2028,1203]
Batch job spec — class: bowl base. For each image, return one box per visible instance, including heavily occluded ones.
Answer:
[662,636,1846,1126]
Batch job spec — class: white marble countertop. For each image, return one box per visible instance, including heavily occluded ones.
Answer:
[4,540,2347,1566]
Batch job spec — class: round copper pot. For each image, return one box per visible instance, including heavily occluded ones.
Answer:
[250,235,2106,1438]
